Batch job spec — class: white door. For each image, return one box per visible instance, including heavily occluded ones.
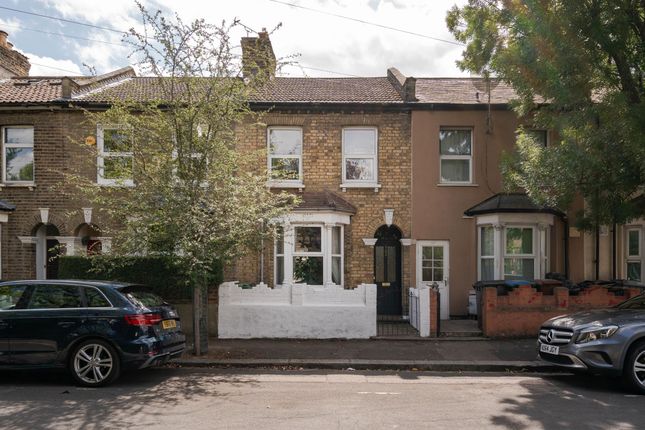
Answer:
[417,241,450,320]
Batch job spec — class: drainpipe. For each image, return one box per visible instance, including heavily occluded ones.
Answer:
[612,222,617,280]
[595,224,600,281]
[259,220,265,284]
[563,216,570,280]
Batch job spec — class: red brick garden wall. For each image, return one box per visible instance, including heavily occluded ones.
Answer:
[481,285,642,338]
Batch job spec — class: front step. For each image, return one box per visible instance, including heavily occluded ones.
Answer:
[439,319,483,338]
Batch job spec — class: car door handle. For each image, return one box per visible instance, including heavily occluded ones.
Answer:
[57,321,76,328]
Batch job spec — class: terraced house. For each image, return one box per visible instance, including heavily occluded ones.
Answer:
[0,30,641,333]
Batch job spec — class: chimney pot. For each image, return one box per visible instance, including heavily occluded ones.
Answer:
[0,30,32,77]
[0,30,8,48]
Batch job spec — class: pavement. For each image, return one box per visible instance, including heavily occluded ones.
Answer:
[174,337,560,373]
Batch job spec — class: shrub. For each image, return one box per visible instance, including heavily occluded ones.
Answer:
[58,255,223,301]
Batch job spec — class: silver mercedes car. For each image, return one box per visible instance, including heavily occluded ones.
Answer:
[538,293,645,394]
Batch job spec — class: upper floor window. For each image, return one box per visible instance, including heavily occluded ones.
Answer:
[97,125,133,186]
[2,126,34,184]
[626,227,643,282]
[267,127,302,185]
[526,129,548,147]
[342,127,378,185]
[440,128,472,184]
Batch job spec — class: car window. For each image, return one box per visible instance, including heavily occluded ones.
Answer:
[29,285,82,309]
[0,285,28,310]
[84,287,112,308]
[120,286,166,308]
[617,295,645,310]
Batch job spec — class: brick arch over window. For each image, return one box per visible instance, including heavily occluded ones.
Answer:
[363,213,409,240]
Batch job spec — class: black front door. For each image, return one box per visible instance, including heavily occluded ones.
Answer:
[374,225,402,315]
[46,239,60,279]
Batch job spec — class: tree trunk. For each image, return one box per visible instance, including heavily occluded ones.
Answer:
[192,280,209,355]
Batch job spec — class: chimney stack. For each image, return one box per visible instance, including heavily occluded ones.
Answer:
[0,30,31,78]
[241,28,276,80]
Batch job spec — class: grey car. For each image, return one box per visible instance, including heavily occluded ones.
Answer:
[538,293,645,394]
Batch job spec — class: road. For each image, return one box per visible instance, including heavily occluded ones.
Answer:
[0,367,643,429]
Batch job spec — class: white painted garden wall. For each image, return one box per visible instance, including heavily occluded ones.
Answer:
[409,286,430,337]
[218,282,377,339]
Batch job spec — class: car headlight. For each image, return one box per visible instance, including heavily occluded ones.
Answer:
[575,326,618,344]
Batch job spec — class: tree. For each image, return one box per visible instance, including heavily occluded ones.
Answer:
[70,4,295,354]
[447,0,645,229]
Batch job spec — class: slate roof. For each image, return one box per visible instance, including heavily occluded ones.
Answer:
[71,76,404,104]
[464,193,564,217]
[414,78,520,105]
[294,190,357,214]
[0,199,16,212]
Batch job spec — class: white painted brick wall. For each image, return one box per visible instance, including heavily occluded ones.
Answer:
[218,282,377,339]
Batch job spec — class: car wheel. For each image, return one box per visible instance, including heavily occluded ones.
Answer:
[69,339,121,387]
[623,342,645,395]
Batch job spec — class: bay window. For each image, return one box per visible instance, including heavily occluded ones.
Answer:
[503,227,536,280]
[3,126,34,184]
[274,222,344,287]
[267,127,302,185]
[440,128,472,184]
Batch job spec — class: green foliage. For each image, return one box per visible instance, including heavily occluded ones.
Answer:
[58,255,222,300]
[66,4,296,291]
[448,1,645,228]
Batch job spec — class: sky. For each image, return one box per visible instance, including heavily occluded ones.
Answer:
[0,0,469,78]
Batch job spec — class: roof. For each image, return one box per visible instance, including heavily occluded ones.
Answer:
[464,193,565,217]
[294,190,357,214]
[0,199,15,212]
[414,78,519,105]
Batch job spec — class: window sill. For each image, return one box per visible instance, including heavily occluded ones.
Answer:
[0,183,36,190]
[267,181,305,190]
[97,180,134,188]
[340,183,381,192]
[436,183,479,187]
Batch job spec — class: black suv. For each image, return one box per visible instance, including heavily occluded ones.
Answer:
[0,280,186,386]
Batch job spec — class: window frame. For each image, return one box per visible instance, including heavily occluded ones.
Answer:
[2,125,35,185]
[97,124,134,187]
[439,127,473,185]
[341,127,379,186]
[626,227,643,282]
[478,225,496,281]
[274,222,345,287]
[503,225,537,280]
[527,129,549,147]
[267,126,303,187]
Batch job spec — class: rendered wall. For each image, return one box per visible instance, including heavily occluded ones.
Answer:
[218,282,377,339]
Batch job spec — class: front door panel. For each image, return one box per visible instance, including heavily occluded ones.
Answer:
[374,226,402,315]
[417,241,450,320]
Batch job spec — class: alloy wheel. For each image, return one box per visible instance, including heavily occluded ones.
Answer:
[73,343,114,385]
[633,351,645,387]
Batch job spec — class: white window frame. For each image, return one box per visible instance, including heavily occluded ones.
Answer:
[274,222,345,287]
[267,126,303,188]
[341,127,380,190]
[439,127,473,185]
[478,225,496,281]
[2,125,35,185]
[626,227,643,281]
[97,125,134,187]
[503,225,537,280]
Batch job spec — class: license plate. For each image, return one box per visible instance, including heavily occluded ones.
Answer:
[540,343,559,355]
[162,319,177,330]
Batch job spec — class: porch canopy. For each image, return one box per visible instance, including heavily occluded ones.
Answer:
[0,199,15,222]
[464,193,564,217]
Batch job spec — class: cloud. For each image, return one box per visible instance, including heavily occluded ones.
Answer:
[21,52,83,76]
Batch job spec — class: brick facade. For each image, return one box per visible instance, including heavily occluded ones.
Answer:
[233,109,412,297]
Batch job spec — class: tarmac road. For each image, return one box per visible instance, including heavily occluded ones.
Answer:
[0,367,642,430]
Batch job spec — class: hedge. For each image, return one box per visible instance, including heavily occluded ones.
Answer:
[58,255,223,301]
